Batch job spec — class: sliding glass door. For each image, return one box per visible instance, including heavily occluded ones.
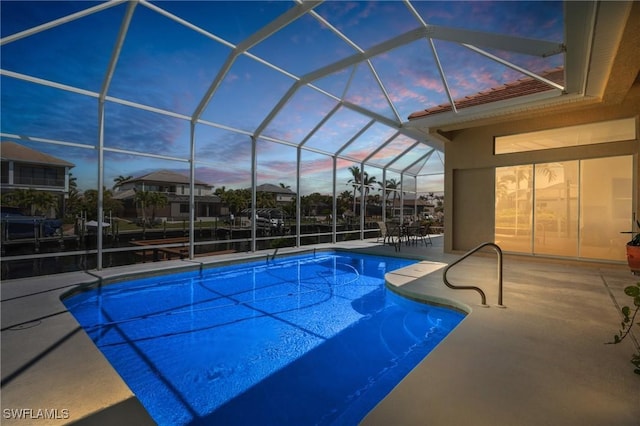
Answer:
[495,155,633,261]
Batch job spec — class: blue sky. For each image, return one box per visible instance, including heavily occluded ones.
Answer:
[0,1,564,195]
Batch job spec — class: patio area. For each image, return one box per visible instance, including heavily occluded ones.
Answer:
[1,235,638,425]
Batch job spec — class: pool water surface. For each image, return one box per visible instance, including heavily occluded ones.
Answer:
[64,251,465,425]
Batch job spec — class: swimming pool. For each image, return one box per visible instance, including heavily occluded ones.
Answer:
[63,251,465,425]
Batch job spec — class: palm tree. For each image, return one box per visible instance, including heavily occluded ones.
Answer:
[214,186,227,197]
[379,178,399,217]
[378,181,389,214]
[257,191,276,208]
[222,189,250,216]
[68,173,78,191]
[32,191,58,216]
[80,188,122,221]
[300,194,312,217]
[283,196,296,220]
[2,188,35,214]
[147,191,168,223]
[362,173,377,198]
[278,183,295,220]
[348,165,378,216]
[113,175,133,189]
[348,165,363,215]
[336,190,352,219]
[65,186,82,219]
[134,189,153,225]
[62,173,79,219]
[1,188,57,216]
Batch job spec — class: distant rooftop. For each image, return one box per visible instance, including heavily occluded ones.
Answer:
[127,170,211,187]
[0,141,75,168]
[255,183,296,194]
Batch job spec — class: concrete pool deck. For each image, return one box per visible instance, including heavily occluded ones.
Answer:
[1,236,639,425]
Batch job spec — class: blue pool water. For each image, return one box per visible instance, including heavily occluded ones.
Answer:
[64,251,464,425]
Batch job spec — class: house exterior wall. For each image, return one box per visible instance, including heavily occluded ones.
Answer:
[1,159,72,218]
[444,85,640,254]
[1,161,69,193]
[117,182,212,196]
[276,194,294,203]
[170,203,186,219]
[129,200,222,221]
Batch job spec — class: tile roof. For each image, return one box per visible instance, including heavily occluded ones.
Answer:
[0,141,75,167]
[408,67,565,120]
[254,183,296,194]
[131,169,211,187]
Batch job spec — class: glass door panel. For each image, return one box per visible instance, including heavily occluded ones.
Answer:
[533,161,579,257]
[495,165,533,253]
[579,156,633,261]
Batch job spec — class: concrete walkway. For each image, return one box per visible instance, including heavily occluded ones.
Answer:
[362,240,640,425]
[1,236,639,425]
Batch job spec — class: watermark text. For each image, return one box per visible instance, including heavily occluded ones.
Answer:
[3,408,70,420]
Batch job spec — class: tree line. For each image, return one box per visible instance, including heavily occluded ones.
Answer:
[2,167,443,223]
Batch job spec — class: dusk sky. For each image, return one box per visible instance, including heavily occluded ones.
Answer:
[0,1,564,194]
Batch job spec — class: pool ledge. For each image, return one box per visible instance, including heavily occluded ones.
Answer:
[385,260,473,315]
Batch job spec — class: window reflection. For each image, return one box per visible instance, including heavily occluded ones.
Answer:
[495,156,633,261]
[534,161,578,257]
[495,165,533,253]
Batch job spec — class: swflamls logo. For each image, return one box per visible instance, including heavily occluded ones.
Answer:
[2,408,70,420]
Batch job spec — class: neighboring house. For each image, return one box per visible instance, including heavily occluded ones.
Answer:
[255,183,296,204]
[0,141,75,217]
[389,197,431,219]
[112,170,222,221]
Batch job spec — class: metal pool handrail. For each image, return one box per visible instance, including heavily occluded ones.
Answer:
[442,242,504,308]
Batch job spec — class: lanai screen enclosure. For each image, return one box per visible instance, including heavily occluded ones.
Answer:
[1,1,581,274]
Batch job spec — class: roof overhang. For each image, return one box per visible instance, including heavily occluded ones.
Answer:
[405,1,637,139]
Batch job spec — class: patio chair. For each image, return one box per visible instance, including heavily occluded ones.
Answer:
[406,221,432,246]
[421,223,433,246]
[405,222,420,245]
[376,221,388,243]
[385,222,402,251]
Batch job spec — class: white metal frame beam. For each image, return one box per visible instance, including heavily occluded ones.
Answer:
[0,0,126,46]
[303,26,562,86]
[96,1,137,270]
[191,1,321,123]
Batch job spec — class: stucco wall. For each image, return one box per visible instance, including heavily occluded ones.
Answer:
[444,85,640,254]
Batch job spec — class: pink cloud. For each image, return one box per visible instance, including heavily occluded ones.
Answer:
[415,76,443,92]
[194,166,250,188]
